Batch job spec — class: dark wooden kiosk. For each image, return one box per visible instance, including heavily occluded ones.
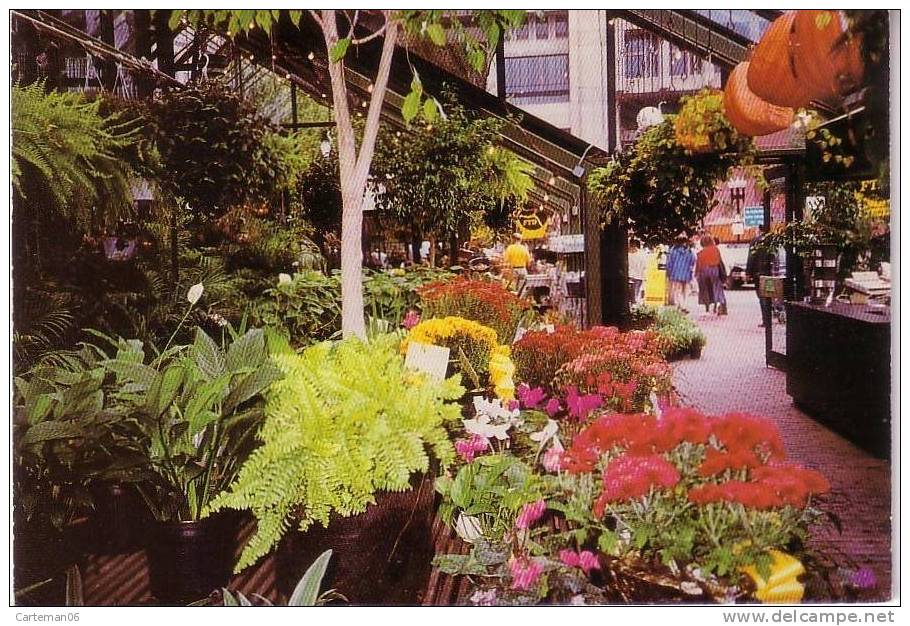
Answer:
[786,302,891,458]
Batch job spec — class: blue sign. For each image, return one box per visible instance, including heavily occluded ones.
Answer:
[743,205,765,227]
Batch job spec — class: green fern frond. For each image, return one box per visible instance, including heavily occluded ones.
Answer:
[207,335,463,572]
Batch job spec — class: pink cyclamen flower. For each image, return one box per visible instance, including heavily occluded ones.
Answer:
[565,386,603,421]
[517,384,547,410]
[508,399,521,412]
[545,397,562,418]
[542,445,564,472]
[455,434,489,463]
[515,499,547,529]
[402,310,421,330]
[559,549,600,575]
[509,557,544,591]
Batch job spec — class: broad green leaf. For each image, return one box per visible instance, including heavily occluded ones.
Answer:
[103,360,157,387]
[401,90,421,123]
[288,549,332,606]
[223,361,283,414]
[330,37,351,63]
[20,420,84,445]
[193,328,225,380]
[186,373,232,435]
[26,394,54,424]
[423,97,438,122]
[146,365,185,418]
[225,329,266,373]
[426,23,446,46]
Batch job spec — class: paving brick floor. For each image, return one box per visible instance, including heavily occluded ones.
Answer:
[670,290,894,601]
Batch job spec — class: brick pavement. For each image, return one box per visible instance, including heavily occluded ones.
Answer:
[671,289,893,601]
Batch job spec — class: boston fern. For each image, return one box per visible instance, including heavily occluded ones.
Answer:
[208,334,464,572]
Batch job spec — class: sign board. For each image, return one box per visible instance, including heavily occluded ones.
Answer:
[743,205,765,227]
[515,208,549,240]
[404,342,450,382]
[731,220,745,236]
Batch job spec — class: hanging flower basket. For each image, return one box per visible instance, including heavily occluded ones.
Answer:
[673,90,739,154]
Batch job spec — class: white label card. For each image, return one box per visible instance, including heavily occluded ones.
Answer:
[404,342,450,382]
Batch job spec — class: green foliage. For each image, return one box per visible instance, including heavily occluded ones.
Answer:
[93,327,282,521]
[588,109,755,247]
[13,342,138,529]
[149,82,313,219]
[208,335,464,571]
[217,549,342,606]
[673,90,740,154]
[755,181,889,278]
[252,267,453,346]
[436,453,543,541]
[11,81,144,230]
[653,307,707,360]
[372,94,532,246]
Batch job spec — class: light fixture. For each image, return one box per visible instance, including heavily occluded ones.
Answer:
[543,193,549,202]
[308,51,315,61]
[548,175,556,186]
[367,83,374,93]
[248,21,255,30]
[272,54,277,60]
[361,100,367,108]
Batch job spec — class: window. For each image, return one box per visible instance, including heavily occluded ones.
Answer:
[535,15,550,39]
[551,13,568,38]
[669,46,703,77]
[623,31,659,79]
[505,54,570,104]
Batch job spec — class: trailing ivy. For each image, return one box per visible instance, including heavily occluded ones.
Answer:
[588,91,756,247]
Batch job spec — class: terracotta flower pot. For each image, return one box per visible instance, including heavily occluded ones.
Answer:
[725,62,795,137]
[792,10,864,103]
[747,12,812,108]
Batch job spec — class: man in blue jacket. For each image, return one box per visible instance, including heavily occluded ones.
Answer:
[666,234,696,312]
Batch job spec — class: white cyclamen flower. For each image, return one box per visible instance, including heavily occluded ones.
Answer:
[529,419,559,446]
[186,282,204,305]
[463,414,512,441]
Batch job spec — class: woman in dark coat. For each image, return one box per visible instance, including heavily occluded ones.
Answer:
[695,235,727,315]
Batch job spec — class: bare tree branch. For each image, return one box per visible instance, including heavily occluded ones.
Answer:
[308,9,323,29]
[351,23,388,45]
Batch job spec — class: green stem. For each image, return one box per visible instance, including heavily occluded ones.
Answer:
[159,304,194,369]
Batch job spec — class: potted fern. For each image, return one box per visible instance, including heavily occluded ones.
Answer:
[207,334,463,604]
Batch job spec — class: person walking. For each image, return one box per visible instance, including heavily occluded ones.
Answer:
[746,225,774,327]
[696,235,727,315]
[628,239,648,304]
[666,234,695,312]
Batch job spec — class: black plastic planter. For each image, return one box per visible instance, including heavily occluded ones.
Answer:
[146,513,238,605]
[89,483,150,555]
[276,473,436,605]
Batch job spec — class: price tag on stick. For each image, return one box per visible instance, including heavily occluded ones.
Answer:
[404,342,450,382]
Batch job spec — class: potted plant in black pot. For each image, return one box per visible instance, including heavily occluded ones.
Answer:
[100,320,283,604]
[207,334,464,604]
[12,342,154,603]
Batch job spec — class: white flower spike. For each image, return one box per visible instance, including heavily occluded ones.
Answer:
[186,282,204,305]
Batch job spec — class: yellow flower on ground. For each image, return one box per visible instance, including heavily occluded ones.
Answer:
[741,550,805,604]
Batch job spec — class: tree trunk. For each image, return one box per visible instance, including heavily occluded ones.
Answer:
[322,10,398,339]
[428,234,437,268]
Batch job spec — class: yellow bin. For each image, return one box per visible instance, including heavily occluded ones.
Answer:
[643,250,668,306]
